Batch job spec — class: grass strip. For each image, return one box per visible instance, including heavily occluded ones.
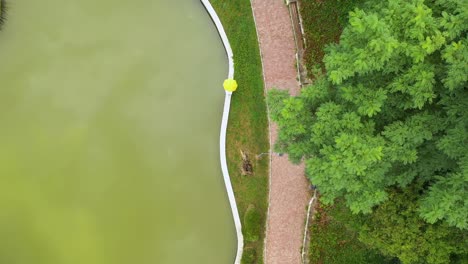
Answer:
[210,1,269,263]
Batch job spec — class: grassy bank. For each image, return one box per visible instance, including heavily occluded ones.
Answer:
[210,1,269,263]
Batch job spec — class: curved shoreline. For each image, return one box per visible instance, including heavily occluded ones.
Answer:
[200,1,243,263]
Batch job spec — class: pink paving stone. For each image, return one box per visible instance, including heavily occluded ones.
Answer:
[250,0,311,263]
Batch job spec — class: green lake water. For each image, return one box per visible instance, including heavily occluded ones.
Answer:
[0,0,236,263]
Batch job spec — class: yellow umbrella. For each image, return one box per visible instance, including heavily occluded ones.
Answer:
[223,79,238,92]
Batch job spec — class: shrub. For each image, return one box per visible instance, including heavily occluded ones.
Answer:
[244,204,261,242]
[241,247,257,264]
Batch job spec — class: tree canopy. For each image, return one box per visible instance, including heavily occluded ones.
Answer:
[358,186,467,264]
[268,0,468,235]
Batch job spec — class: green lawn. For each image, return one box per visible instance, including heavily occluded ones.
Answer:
[210,1,269,263]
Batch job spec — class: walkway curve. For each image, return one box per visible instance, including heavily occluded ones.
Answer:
[200,1,243,263]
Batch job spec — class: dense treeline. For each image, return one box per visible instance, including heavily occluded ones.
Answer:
[270,0,467,263]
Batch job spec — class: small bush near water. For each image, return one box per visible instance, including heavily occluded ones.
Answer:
[241,247,257,264]
[244,205,261,242]
[0,0,7,29]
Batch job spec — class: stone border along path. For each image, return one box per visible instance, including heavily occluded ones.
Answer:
[302,190,317,263]
[250,0,312,263]
[200,1,243,263]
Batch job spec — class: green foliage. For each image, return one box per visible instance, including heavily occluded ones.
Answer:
[358,187,468,264]
[269,0,468,233]
[244,205,261,242]
[309,200,395,264]
[419,172,468,228]
[241,247,257,264]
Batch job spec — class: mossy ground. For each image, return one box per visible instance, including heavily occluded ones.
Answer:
[300,0,365,77]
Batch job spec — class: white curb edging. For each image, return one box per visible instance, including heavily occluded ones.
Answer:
[200,1,243,263]
[301,189,317,264]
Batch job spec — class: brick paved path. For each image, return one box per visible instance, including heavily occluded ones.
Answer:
[250,1,311,263]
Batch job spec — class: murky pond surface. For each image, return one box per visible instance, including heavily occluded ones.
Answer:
[0,0,235,263]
